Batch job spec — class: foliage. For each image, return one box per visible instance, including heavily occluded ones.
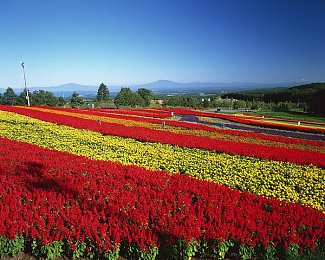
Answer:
[96,83,109,102]
[0,88,66,107]
[114,87,146,108]
[1,87,17,105]
[16,89,30,106]
[137,88,155,107]
[164,95,200,108]
[121,243,158,260]
[31,90,59,106]
[41,240,64,260]
[222,83,325,112]
[168,239,199,260]
[239,243,255,260]
[0,236,25,257]
[309,89,325,115]
[212,240,235,260]
[70,92,84,108]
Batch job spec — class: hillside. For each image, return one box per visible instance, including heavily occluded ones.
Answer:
[223,82,325,103]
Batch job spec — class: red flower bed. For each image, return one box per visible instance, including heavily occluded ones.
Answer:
[96,108,172,118]
[0,137,324,252]
[1,105,324,167]
[167,108,325,134]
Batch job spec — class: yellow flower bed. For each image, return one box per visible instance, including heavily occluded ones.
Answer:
[0,110,324,212]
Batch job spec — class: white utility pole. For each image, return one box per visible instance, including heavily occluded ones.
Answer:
[20,62,30,106]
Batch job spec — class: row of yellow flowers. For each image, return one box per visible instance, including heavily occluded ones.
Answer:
[0,110,324,213]
[17,106,324,153]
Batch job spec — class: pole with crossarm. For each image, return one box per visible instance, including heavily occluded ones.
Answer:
[20,62,30,106]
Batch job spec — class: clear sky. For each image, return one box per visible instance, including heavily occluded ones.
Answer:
[1,0,324,88]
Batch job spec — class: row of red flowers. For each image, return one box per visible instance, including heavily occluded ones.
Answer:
[44,106,324,148]
[1,105,324,167]
[97,108,172,118]
[1,137,324,254]
[164,108,325,134]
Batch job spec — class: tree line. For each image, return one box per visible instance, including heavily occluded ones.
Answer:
[221,83,325,115]
[1,82,324,115]
[0,87,66,106]
[0,83,156,109]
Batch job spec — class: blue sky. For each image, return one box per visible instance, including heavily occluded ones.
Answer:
[1,0,324,88]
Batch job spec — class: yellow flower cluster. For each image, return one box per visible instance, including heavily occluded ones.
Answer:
[0,110,324,213]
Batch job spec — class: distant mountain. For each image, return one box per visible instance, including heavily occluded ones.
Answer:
[137,80,227,91]
[0,80,313,96]
[26,83,123,94]
[27,83,98,92]
[135,80,300,94]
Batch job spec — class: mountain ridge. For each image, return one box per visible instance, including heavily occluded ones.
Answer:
[0,80,316,95]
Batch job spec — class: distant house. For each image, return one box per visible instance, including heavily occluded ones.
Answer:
[151,99,164,105]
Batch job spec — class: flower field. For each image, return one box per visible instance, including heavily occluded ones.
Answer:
[166,108,325,135]
[0,105,324,259]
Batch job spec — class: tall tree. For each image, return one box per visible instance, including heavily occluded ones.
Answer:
[96,83,109,102]
[32,90,58,106]
[114,87,146,108]
[70,92,84,108]
[114,88,133,107]
[2,87,17,105]
[137,88,154,107]
[131,92,145,107]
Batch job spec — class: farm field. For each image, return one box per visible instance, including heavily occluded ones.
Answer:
[0,105,324,259]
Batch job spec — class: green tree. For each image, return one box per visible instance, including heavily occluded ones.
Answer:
[96,83,109,102]
[137,88,154,107]
[16,89,31,105]
[275,101,293,112]
[2,87,17,105]
[70,92,84,108]
[309,89,325,115]
[57,97,66,107]
[131,92,145,107]
[114,88,147,108]
[163,95,200,108]
[164,96,184,107]
[32,90,58,106]
[114,88,133,107]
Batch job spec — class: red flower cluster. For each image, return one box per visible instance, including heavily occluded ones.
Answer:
[1,105,324,167]
[0,137,324,252]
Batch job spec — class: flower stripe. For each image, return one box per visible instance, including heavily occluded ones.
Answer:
[0,110,324,212]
